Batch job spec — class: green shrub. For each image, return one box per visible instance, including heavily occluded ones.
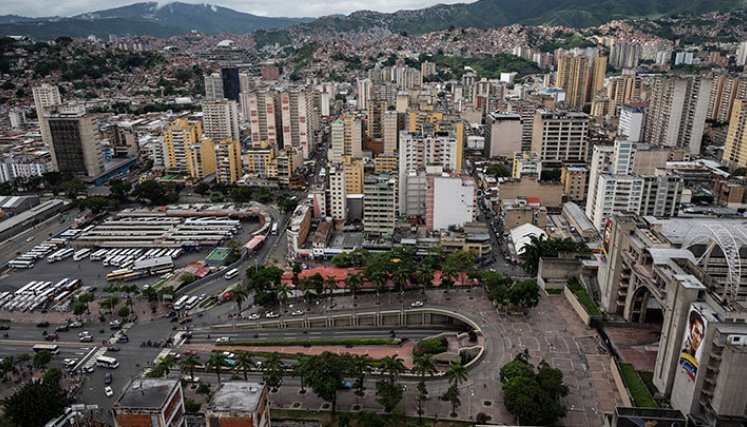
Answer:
[413,337,448,357]
[567,279,601,316]
[619,363,657,408]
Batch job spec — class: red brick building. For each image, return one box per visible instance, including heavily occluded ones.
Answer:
[113,379,185,427]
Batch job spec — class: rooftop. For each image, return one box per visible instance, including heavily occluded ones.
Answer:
[209,382,264,413]
[116,379,178,410]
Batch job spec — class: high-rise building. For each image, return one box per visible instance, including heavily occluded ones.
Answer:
[707,74,747,124]
[330,119,345,163]
[204,73,224,100]
[737,41,747,66]
[643,76,712,155]
[531,110,589,161]
[221,66,240,101]
[45,104,104,177]
[589,56,608,101]
[343,113,363,158]
[242,89,281,148]
[343,156,364,195]
[560,164,588,202]
[606,72,642,107]
[383,111,399,154]
[164,119,202,171]
[112,379,185,427]
[186,138,216,180]
[366,99,387,140]
[484,113,522,158]
[722,99,747,170]
[356,78,370,110]
[425,175,477,231]
[214,138,243,184]
[363,173,397,235]
[281,87,315,159]
[555,54,590,108]
[32,84,61,116]
[618,105,645,142]
[328,165,347,223]
[202,99,240,142]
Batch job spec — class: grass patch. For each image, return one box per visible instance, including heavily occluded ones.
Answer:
[567,279,601,316]
[638,371,658,396]
[619,363,657,408]
[271,408,473,426]
[546,288,563,295]
[215,338,399,347]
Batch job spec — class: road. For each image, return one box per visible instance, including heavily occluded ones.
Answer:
[0,208,77,267]
[187,327,455,344]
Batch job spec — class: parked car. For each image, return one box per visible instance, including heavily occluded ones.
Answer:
[36,321,50,328]
[265,312,280,319]
[248,313,260,320]
[107,346,121,352]
[104,386,114,397]
[104,373,112,384]
[55,325,69,332]
[116,334,129,343]
[410,301,424,308]
[291,310,304,316]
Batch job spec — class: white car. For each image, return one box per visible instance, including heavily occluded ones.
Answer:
[216,336,230,343]
[69,321,82,328]
[291,310,304,316]
[410,301,424,308]
[265,312,280,319]
[104,386,114,398]
[222,352,235,359]
[78,331,91,337]
[64,358,78,368]
[248,313,260,320]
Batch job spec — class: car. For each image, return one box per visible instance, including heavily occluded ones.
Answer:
[248,313,260,320]
[107,346,121,352]
[178,317,193,325]
[216,336,230,343]
[44,333,58,341]
[265,312,280,319]
[80,335,93,342]
[36,321,50,328]
[291,310,304,316]
[69,321,82,328]
[55,325,69,332]
[83,366,95,374]
[222,351,235,359]
[109,320,121,330]
[104,386,114,398]
[64,358,77,369]
[26,236,34,242]
[116,334,129,343]
[104,373,112,384]
[183,350,197,356]
[78,331,91,337]
[0,324,9,330]
[410,301,424,308]
[198,293,206,300]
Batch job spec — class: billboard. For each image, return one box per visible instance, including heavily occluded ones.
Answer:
[679,306,707,382]
[601,219,613,264]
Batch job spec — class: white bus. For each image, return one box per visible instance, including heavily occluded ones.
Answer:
[184,296,200,310]
[173,295,190,311]
[90,249,108,261]
[33,344,60,355]
[96,356,119,369]
[224,268,239,280]
[9,259,35,269]
[73,249,91,261]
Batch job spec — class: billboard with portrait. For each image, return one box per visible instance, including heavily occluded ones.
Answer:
[601,219,613,264]
[679,305,707,382]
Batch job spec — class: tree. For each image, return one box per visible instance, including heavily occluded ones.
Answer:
[210,192,225,203]
[232,351,254,381]
[180,354,201,383]
[520,235,589,276]
[132,180,177,206]
[441,384,461,417]
[345,272,364,303]
[276,282,291,313]
[109,179,132,200]
[77,196,110,214]
[323,275,338,304]
[351,355,373,403]
[230,286,249,314]
[100,295,120,313]
[294,356,312,394]
[304,352,350,414]
[117,306,130,319]
[507,280,540,309]
[71,301,87,316]
[412,354,437,423]
[33,350,52,370]
[3,368,68,427]
[446,362,468,387]
[262,352,284,391]
[62,179,85,199]
[486,163,511,178]
[206,352,227,384]
[364,254,391,305]
[375,380,403,413]
[194,182,211,195]
[415,266,434,294]
[230,186,252,202]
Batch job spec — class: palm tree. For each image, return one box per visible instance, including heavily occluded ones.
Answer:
[446,362,468,386]
[392,266,411,293]
[158,354,176,376]
[380,355,406,385]
[230,286,249,314]
[412,354,438,424]
[180,354,201,383]
[234,351,255,381]
[520,234,548,276]
[351,354,373,403]
[262,352,284,391]
[206,352,227,384]
[294,356,312,394]
[323,276,338,305]
[276,282,291,313]
[415,267,433,295]
[15,353,31,374]
[345,272,364,305]
[299,277,312,310]
[441,266,458,295]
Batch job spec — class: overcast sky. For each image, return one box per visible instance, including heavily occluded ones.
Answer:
[2,0,471,18]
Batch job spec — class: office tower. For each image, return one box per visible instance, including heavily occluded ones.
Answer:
[32,84,61,116]
[366,99,387,140]
[722,99,747,170]
[186,137,216,180]
[328,165,347,223]
[383,111,399,154]
[398,131,460,213]
[589,56,608,101]
[363,173,397,235]
[243,90,281,148]
[507,99,539,152]
[737,41,747,66]
[239,73,253,93]
[281,87,315,159]
[204,73,224,100]
[555,54,590,108]
[343,113,363,158]
[609,43,641,69]
[607,72,642,106]
[425,175,477,231]
[618,105,645,142]
[164,119,202,171]
[221,67,240,101]
[202,99,240,143]
[643,76,713,155]
[356,78,370,110]
[708,75,747,124]
[45,104,104,177]
[214,138,243,184]
[484,113,522,158]
[330,119,345,163]
[531,110,589,161]
[150,138,166,170]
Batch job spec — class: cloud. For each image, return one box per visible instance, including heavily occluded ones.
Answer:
[1,0,472,18]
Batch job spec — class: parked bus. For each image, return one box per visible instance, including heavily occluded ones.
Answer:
[173,295,189,311]
[73,249,91,261]
[96,356,119,369]
[33,344,60,355]
[9,259,35,269]
[107,269,133,282]
[224,268,239,280]
[184,296,199,310]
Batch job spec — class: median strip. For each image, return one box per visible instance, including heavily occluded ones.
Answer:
[215,337,401,347]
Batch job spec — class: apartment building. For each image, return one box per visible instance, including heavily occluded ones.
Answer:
[363,174,397,235]
[44,104,104,177]
[164,119,201,172]
[186,138,216,180]
[214,138,243,184]
[722,99,747,170]
[242,89,281,148]
[530,110,589,161]
[426,175,477,231]
[484,112,522,158]
[202,99,240,142]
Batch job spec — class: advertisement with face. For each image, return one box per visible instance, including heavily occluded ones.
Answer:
[602,219,613,264]
[679,306,706,382]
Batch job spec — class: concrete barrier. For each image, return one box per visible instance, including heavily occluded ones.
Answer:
[610,358,633,407]
[564,285,592,326]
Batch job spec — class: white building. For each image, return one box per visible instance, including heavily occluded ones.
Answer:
[204,73,224,100]
[618,105,645,142]
[328,165,347,223]
[426,175,477,231]
[484,112,522,158]
[201,99,240,142]
[398,131,459,213]
[737,41,747,67]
